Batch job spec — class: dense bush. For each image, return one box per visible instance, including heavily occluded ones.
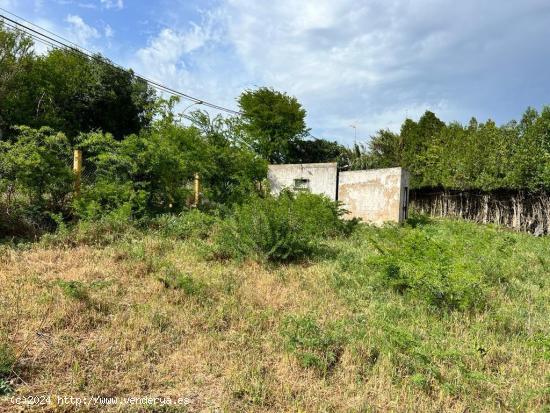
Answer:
[0,126,73,238]
[151,209,220,240]
[211,191,355,262]
[0,112,267,238]
[41,204,140,247]
[73,116,267,220]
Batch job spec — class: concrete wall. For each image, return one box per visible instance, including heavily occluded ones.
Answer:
[338,167,409,224]
[267,163,410,225]
[267,163,338,201]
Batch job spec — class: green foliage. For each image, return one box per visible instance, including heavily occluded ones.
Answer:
[0,340,15,395]
[281,315,345,375]
[0,341,15,377]
[368,228,486,310]
[41,204,138,247]
[238,87,309,163]
[332,219,536,311]
[152,209,220,240]
[158,266,206,296]
[185,110,268,207]
[364,130,403,169]
[0,117,265,239]
[349,107,550,192]
[0,32,156,141]
[0,126,73,236]
[0,23,34,138]
[287,138,350,166]
[55,280,90,302]
[211,192,353,262]
[74,118,267,219]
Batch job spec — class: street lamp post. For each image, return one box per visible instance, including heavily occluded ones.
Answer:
[350,124,357,146]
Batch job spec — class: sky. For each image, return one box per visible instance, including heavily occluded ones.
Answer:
[1,0,550,145]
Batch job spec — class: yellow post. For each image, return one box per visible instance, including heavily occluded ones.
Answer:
[73,149,83,196]
[193,172,200,207]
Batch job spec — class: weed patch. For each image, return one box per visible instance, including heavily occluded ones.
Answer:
[152,209,219,240]
[281,315,345,376]
[157,266,207,297]
[55,280,90,302]
[0,342,15,396]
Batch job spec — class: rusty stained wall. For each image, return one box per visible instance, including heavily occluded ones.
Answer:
[267,163,338,201]
[338,167,410,224]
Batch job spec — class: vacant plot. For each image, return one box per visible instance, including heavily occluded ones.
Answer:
[0,218,549,412]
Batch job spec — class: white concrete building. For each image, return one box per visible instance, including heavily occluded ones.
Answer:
[267,163,410,225]
[267,163,338,201]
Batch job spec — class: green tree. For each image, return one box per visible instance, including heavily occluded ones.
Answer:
[367,130,402,168]
[0,126,73,217]
[0,24,157,141]
[401,111,445,185]
[0,22,34,139]
[287,137,349,166]
[238,87,309,163]
[509,107,550,191]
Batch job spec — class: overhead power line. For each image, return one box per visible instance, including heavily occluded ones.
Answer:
[0,10,242,116]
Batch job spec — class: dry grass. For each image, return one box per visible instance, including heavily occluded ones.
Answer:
[0,219,549,412]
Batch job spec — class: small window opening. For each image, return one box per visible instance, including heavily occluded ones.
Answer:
[293,178,310,191]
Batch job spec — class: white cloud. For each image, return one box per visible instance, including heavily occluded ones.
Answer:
[127,0,550,143]
[100,0,123,10]
[217,0,550,142]
[65,14,100,46]
[130,10,242,115]
[104,24,113,37]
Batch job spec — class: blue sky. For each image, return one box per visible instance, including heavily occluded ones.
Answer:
[1,0,550,145]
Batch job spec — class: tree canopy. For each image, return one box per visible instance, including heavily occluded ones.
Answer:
[0,23,156,141]
[238,87,309,163]
[356,108,550,191]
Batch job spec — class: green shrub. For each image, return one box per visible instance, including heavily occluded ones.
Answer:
[366,229,486,311]
[0,127,73,237]
[211,192,354,262]
[0,342,15,377]
[0,378,13,396]
[152,209,219,240]
[280,315,345,376]
[42,204,140,247]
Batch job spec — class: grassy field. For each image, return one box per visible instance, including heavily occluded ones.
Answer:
[0,217,549,412]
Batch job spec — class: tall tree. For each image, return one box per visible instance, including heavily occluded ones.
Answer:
[0,23,157,141]
[401,111,445,185]
[0,23,34,139]
[367,129,402,168]
[287,137,348,166]
[238,87,308,163]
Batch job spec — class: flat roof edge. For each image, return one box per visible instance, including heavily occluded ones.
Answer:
[268,162,338,168]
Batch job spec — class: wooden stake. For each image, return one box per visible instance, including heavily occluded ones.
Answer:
[193,172,200,207]
[73,149,82,196]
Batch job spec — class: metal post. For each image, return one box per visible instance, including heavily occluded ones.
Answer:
[73,149,83,196]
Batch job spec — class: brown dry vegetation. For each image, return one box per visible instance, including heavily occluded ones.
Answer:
[0,219,549,412]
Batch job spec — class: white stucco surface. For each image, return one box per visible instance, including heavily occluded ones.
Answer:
[267,163,409,224]
[267,163,338,201]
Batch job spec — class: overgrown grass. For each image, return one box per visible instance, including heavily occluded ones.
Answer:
[0,215,548,412]
[0,342,15,396]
